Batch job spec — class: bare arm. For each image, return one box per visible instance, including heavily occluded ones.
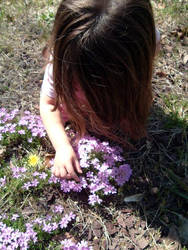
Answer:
[40,94,82,181]
[155,39,161,56]
[155,28,161,56]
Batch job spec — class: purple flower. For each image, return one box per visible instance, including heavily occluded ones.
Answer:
[61,239,77,250]
[11,214,19,221]
[22,182,31,190]
[78,240,93,250]
[0,176,6,188]
[48,134,132,205]
[39,172,48,180]
[19,119,28,126]
[103,185,117,195]
[59,212,76,229]
[11,165,27,179]
[0,221,37,249]
[18,129,25,135]
[113,164,132,186]
[30,179,39,187]
[28,138,33,143]
[33,171,40,177]
[42,223,53,233]
[32,218,43,225]
[48,175,59,184]
[52,205,64,214]
[88,194,102,206]
[61,239,93,250]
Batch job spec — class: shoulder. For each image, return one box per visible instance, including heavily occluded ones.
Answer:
[155,28,160,44]
[41,62,56,99]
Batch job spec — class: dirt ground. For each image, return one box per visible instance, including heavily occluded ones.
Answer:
[0,0,187,249]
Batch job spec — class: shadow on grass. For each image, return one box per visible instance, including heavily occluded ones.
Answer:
[110,103,188,248]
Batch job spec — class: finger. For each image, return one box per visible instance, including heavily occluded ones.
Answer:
[67,163,80,182]
[51,166,55,174]
[59,166,68,179]
[52,167,60,178]
[74,159,82,174]
[66,173,72,180]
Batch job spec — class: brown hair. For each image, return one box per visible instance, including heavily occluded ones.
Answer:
[48,0,156,145]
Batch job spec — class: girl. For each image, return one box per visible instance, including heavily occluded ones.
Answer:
[40,0,160,182]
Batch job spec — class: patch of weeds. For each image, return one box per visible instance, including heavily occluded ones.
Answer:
[46,0,56,5]
[0,109,46,157]
[36,9,56,41]
[155,0,188,18]
[164,113,187,130]
[162,94,188,129]
[0,85,9,94]
[0,7,5,22]
[39,12,55,26]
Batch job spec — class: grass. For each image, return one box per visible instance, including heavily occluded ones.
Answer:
[0,0,188,249]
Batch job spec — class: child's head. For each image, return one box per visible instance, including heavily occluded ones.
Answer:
[50,0,156,144]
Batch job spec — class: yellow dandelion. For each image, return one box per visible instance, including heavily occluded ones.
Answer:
[28,154,39,167]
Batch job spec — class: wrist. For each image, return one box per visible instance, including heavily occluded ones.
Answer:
[55,140,72,152]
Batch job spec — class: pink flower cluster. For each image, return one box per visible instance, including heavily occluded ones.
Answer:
[22,171,49,190]
[0,221,37,250]
[11,166,27,179]
[0,108,46,143]
[18,111,46,138]
[61,239,93,250]
[0,209,76,249]
[49,136,132,205]
[31,211,76,233]
[0,109,131,249]
[9,165,48,190]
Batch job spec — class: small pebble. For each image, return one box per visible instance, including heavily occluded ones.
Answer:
[182,37,188,46]
[151,187,159,194]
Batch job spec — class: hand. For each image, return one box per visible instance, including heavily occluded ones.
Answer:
[52,144,82,182]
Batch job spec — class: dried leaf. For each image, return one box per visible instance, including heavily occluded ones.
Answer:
[9,161,15,169]
[137,238,149,249]
[93,228,102,238]
[177,31,184,39]
[101,239,107,250]
[59,232,77,244]
[151,187,159,194]
[156,71,167,78]
[165,45,173,53]
[92,221,102,238]
[88,227,93,241]
[124,216,135,228]
[93,221,102,230]
[129,228,136,239]
[183,54,188,65]
[105,222,118,235]
[22,207,34,216]
[157,3,166,9]
[93,238,100,250]
[44,153,55,168]
[121,208,132,213]
[117,215,127,228]
[182,37,188,46]
[0,146,6,160]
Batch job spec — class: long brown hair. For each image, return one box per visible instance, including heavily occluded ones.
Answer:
[49,0,156,145]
